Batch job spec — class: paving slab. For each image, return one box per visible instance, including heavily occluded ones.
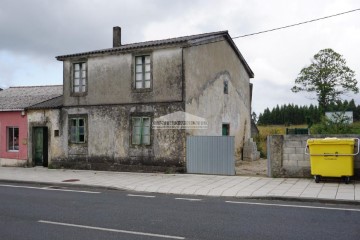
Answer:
[0,167,358,202]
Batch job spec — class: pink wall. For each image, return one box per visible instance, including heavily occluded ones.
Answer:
[0,111,28,160]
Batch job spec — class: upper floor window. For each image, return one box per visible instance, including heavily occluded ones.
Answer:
[7,127,19,151]
[135,55,151,89]
[73,62,87,93]
[70,117,86,143]
[224,80,228,94]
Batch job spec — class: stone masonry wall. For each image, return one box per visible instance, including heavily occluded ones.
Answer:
[268,134,360,178]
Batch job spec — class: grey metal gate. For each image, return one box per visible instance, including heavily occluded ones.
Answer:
[186,136,235,175]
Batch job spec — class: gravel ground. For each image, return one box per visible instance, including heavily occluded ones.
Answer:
[235,158,267,177]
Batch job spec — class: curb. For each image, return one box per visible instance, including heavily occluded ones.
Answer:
[236,196,360,205]
[0,179,128,192]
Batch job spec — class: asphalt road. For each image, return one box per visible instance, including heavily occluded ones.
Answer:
[0,182,359,240]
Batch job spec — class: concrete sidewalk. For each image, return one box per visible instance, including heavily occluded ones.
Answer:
[0,167,359,202]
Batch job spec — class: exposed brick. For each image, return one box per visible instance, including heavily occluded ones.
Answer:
[283,148,296,154]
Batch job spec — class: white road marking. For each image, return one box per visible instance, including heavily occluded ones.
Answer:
[225,201,360,212]
[0,184,100,194]
[175,197,202,201]
[38,220,185,239]
[127,194,155,198]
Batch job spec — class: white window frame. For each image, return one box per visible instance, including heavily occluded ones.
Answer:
[134,55,151,89]
[73,62,87,93]
[7,126,19,152]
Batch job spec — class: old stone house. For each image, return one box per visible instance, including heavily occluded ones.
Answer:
[53,27,254,172]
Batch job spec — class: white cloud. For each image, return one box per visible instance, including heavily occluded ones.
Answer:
[0,0,359,113]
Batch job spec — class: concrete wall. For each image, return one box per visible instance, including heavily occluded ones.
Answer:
[0,111,28,166]
[63,47,183,106]
[53,103,186,172]
[184,39,252,161]
[268,135,360,178]
[27,109,65,166]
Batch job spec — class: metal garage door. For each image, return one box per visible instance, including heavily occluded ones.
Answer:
[186,136,235,175]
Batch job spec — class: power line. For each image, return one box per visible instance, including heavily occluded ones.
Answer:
[233,8,360,39]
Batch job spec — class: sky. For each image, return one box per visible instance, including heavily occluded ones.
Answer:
[0,0,359,115]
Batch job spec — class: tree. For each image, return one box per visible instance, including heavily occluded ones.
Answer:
[291,48,358,112]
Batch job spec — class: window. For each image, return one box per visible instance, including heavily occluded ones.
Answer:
[135,55,151,89]
[70,118,86,143]
[224,80,228,94]
[8,127,19,151]
[132,117,151,145]
[54,130,60,137]
[73,62,87,93]
[222,124,230,136]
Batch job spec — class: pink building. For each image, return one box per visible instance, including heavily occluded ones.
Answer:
[0,86,62,166]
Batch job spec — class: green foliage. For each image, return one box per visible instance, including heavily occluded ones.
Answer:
[258,100,360,126]
[291,48,358,111]
[310,115,360,134]
[258,103,321,125]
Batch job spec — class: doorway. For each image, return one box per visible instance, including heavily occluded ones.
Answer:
[33,127,48,167]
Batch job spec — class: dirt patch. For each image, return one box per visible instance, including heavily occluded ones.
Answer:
[236,158,267,177]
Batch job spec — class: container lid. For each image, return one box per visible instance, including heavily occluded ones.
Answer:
[307,138,355,145]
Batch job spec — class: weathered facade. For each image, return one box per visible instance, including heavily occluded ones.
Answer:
[53,27,254,171]
[0,86,62,166]
[26,96,64,167]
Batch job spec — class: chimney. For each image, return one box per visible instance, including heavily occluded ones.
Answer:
[113,26,121,47]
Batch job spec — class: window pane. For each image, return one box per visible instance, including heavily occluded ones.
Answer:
[143,118,150,126]
[14,128,19,149]
[74,79,80,86]
[81,63,86,70]
[74,64,80,70]
[82,70,86,78]
[136,73,143,81]
[143,126,150,135]
[133,117,141,126]
[145,72,150,80]
[136,65,143,73]
[132,134,141,145]
[74,86,80,92]
[8,128,13,150]
[79,119,84,126]
[79,126,84,135]
[145,80,151,88]
[145,64,151,72]
[79,134,85,142]
[70,126,77,142]
[142,135,150,145]
[145,56,150,64]
[134,126,141,135]
[71,119,77,126]
[136,57,142,64]
[74,71,80,78]
[136,82,142,89]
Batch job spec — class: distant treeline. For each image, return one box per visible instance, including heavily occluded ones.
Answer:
[257,99,360,125]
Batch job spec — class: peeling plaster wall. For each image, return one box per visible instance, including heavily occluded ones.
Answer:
[54,103,186,171]
[27,109,64,166]
[184,39,252,160]
[63,48,183,106]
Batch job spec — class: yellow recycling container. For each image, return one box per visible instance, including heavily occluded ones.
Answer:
[306,138,359,184]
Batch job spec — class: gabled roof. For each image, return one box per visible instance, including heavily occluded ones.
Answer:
[26,95,63,110]
[56,30,254,78]
[0,85,63,111]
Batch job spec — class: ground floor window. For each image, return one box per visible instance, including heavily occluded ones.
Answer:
[222,123,230,136]
[132,117,151,145]
[8,127,19,151]
[70,118,86,143]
